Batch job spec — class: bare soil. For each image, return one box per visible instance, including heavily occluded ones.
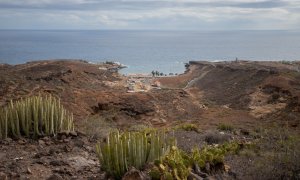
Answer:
[0,133,104,180]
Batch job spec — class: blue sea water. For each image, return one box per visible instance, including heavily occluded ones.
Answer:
[0,30,300,74]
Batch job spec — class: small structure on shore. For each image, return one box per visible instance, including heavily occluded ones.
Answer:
[126,74,153,93]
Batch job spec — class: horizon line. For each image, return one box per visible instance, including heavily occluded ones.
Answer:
[0,28,298,31]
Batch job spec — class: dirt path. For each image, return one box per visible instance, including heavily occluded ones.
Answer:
[184,66,212,89]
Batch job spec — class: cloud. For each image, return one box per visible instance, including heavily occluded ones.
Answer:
[0,0,292,10]
[0,0,299,30]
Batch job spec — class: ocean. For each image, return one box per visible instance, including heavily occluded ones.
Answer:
[0,30,300,74]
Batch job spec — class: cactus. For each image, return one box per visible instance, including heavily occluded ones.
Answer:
[149,141,241,179]
[191,142,240,170]
[154,146,191,180]
[95,129,175,179]
[0,95,74,139]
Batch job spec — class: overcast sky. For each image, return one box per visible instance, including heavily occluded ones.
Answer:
[0,0,299,30]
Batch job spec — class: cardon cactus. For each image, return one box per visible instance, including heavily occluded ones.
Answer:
[95,129,175,179]
[0,95,74,139]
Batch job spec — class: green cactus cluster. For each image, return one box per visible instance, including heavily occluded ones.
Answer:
[192,142,239,169]
[150,142,241,179]
[0,95,74,139]
[150,146,191,180]
[95,129,175,179]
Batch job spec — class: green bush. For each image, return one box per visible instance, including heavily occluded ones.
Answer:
[95,129,175,179]
[0,95,74,139]
[176,123,200,133]
[217,123,234,132]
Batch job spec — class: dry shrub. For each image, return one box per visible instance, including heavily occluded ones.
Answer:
[204,131,231,145]
[241,125,300,179]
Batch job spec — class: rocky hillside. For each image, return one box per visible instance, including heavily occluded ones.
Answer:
[0,59,299,179]
[0,60,203,130]
[159,60,300,128]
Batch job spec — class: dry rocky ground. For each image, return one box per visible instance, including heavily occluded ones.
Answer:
[0,60,300,179]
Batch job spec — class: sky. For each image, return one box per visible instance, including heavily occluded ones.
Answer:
[0,0,299,30]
